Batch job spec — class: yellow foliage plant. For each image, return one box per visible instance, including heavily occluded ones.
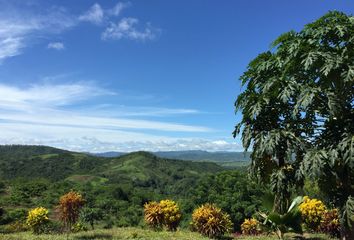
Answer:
[192,203,232,238]
[299,196,326,231]
[241,218,261,235]
[144,199,182,231]
[26,207,49,234]
[159,199,182,231]
[144,201,164,230]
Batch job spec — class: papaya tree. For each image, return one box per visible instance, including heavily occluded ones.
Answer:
[234,11,354,239]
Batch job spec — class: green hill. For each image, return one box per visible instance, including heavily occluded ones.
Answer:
[0,145,261,233]
[0,145,222,182]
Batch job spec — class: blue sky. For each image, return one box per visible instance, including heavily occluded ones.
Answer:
[0,0,353,152]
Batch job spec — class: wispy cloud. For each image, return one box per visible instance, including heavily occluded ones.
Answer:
[0,2,158,62]
[0,81,239,151]
[79,2,157,41]
[0,6,75,62]
[0,82,113,108]
[79,2,131,24]
[78,3,104,25]
[102,18,157,41]
[0,37,23,61]
[0,125,242,152]
[0,82,215,151]
[108,2,131,16]
[47,42,65,50]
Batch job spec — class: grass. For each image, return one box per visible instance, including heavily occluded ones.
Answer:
[0,228,337,240]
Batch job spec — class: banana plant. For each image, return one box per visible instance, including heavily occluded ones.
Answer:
[259,196,303,240]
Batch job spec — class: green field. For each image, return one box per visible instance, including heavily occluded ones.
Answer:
[0,228,335,240]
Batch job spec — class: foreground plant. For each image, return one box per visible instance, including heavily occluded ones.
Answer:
[144,199,181,231]
[26,207,49,234]
[299,196,326,231]
[320,208,340,238]
[259,196,303,240]
[192,203,232,238]
[144,201,164,230]
[57,191,85,231]
[159,199,181,231]
[241,218,261,235]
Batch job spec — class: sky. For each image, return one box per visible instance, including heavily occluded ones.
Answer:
[0,0,353,153]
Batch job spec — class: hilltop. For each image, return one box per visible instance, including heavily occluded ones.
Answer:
[94,150,251,168]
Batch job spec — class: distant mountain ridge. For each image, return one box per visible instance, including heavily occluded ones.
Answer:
[0,145,224,181]
[94,150,251,162]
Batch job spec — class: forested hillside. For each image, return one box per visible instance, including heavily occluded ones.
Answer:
[0,145,261,232]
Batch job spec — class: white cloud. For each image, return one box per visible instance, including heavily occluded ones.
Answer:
[47,42,65,50]
[0,2,158,62]
[0,127,242,152]
[0,82,214,152]
[102,18,157,41]
[0,37,23,61]
[0,82,113,107]
[78,3,104,24]
[0,7,75,62]
[108,2,131,16]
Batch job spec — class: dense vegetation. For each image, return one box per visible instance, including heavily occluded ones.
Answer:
[0,145,263,235]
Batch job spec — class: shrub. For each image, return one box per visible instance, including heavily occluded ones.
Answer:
[57,191,85,231]
[191,203,232,238]
[144,201,163,230]
[26,207,49,234]
[5,220,29,233]
[320,209,340,238]
[241,218,261,235]
[160,199,182,231]
[299,196,326,231]
[71,222,87,233]
[80,207,103,230]
[8,209,27,220]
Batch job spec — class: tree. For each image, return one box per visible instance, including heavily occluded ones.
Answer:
[57,191,85,232]
[234,11,354,239]
[190,171,264,231]
[80,207,103,230]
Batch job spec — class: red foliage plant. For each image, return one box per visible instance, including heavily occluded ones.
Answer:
[57,191,85,230]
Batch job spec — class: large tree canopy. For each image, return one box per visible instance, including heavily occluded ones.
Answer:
[234,11,354,238]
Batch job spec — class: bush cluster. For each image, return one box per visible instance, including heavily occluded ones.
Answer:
[191,203,232,238]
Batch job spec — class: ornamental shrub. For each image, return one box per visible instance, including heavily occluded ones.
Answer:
[144,199,181,231]
[191,203,232,238]
[159,199,181,231]
[26,207,49,234]
[144,201,163,230]
[241,218,261,235]
[58,191,85,231]
[320,209,340,238]
[299,196,326,231]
